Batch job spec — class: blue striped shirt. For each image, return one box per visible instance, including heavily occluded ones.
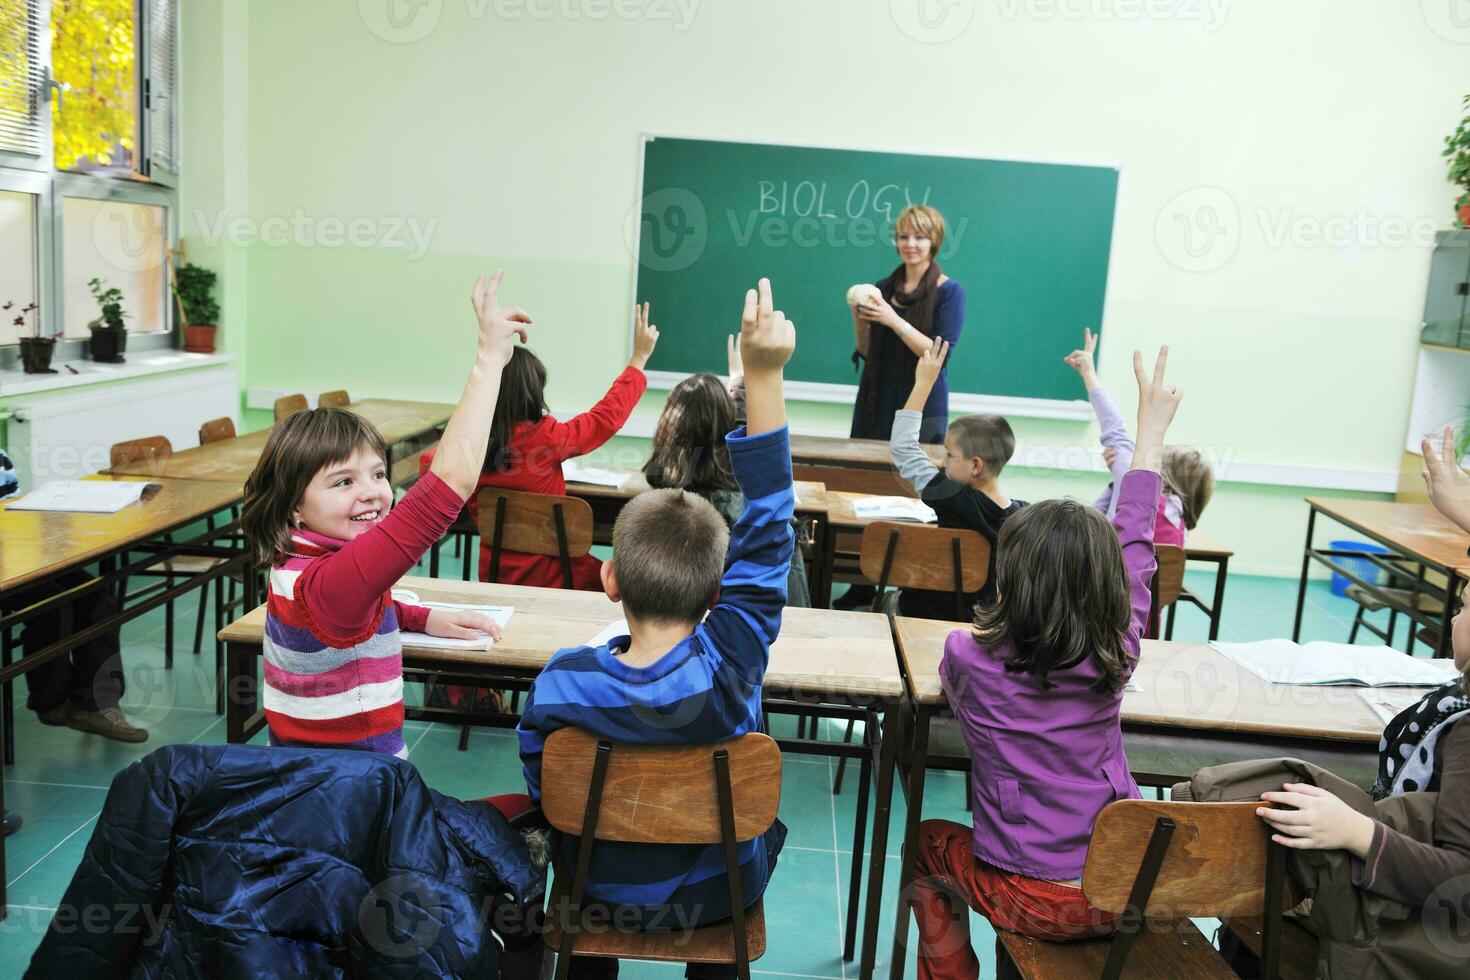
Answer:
[517,424,794,915]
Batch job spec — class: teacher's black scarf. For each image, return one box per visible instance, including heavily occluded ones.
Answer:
[856,261,943,415]
[1371,676,1470,800]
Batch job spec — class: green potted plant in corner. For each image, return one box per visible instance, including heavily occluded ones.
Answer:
[86,277,128,363]
[173,264,220,353]
[1447,94,1470,228]
[7,299,60,374]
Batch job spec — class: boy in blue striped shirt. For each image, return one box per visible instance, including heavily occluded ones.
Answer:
[518,279,796,976]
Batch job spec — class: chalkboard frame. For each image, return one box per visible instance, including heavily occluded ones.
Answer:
[629,133,1125,422]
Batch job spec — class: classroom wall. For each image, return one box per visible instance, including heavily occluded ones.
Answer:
[177,0,1470,576]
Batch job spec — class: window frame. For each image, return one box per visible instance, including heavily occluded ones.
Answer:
[0,0,181,365]
[0,0,55,173]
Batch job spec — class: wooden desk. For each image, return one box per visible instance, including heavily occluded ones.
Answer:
[219,578,904,973]
[105,399,453,484]
[1172,527,1233,641]
[1295,497,1470,658]
[790,433,919,497]
[561,472,835,605]
[0,475,252,923]
[884,615,1409,980]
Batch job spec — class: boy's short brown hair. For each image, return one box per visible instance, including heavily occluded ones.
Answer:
[947,414,1015,477]
[612,489,730,625]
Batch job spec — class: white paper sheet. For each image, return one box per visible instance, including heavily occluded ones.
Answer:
[561,460,632,489]
[390,590,514,651]
[6,480,157,513]
[1209,640,1461,687]
[851,496,938,523]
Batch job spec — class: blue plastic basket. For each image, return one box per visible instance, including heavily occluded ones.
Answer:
[1329,539,1390,596]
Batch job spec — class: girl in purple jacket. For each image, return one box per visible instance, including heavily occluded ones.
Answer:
[908,347,1184,980]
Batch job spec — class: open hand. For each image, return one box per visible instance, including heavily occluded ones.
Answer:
[1422,426,1470,534]
[1134,345,1182,438]
[739,278,796,373]
[1257,783,1376,857]
[1064,328,1099,387]
[629,302,660,370]
[915,337,949,390]
[424,608,504,643]
[471,270,531,366]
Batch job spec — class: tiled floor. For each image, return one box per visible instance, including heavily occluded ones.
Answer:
[0,549,1423,977]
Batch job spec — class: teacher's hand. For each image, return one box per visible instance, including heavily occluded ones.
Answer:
[856,295,903,332]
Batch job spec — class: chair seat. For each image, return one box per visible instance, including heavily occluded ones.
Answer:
[997,918,1237,980]
[1219,916,1319,980]
[543,880,765,964]
[145,555,228,576]
[1344,584,1444,615]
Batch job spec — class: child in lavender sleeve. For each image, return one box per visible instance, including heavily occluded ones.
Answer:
[1064,328,1214,545]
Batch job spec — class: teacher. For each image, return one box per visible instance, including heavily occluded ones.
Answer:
[849,204,966,444]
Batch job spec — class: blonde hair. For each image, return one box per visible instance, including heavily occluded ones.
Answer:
[1160,446,1214,530]
[895,205,947,258]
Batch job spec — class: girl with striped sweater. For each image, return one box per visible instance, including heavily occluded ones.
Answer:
[240,271,531,757]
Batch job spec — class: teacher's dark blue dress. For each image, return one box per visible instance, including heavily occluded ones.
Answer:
[850,278,966,443]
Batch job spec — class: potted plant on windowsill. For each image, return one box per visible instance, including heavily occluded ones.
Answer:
[86,277,128,364]
[7,299,60,374]
[173,264,220,353]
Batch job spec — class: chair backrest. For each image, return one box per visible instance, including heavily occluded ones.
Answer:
[198,416,236,445]
[475,487,594,585]
[1083,799,1286,919]
[858,521,989,619]
[318,389,351,409]
[1154,544,1186,607]
[541,729,782,844]
[109,435,173,470]
[273,393,308,422]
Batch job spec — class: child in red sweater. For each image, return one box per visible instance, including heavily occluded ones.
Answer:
[420,303,660,588]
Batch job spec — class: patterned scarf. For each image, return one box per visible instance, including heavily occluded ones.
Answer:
[1371,677,1470,800]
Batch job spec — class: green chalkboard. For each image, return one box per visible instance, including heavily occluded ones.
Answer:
[634,136,1118,405]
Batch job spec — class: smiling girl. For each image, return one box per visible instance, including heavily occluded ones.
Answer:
[240,270,529,757]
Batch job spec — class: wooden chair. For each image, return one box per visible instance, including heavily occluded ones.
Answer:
[196,417,249,711]
[273,393,308,422]
[109,437,222,672]
[541,729,780,980]
[1146,544,1187,640]
[198,416,236,445]
[317,389,351,409]
[450,488,595,749]
[995,799,1291,980]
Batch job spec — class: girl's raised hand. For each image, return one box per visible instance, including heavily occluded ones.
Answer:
[1133,345,1182,438]
[740,278,796,374]
[1422,425,1470,534]
[471,270,531,366]
[1063,327,1098,382]
[629,302,660,370]
[915,337,949,389]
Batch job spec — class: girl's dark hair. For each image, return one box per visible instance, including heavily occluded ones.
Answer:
[485,346,549,473]
[241,408,389,568]
[971,498,1133,693]
[643,373,737,493]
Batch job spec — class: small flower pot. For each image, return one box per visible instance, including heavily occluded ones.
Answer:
[19,337,58,374]
[89,328,126,364]
[183,323,217,353]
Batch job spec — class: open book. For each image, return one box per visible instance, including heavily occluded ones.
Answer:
[561,460,632,489]
[852,496,938,523]
[391,590,513,651]
[1209,640,1461,688]
[7,480,159,514]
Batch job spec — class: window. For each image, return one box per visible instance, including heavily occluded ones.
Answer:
[0,0,180,360]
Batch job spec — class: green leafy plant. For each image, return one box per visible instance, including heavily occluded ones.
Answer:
[1447,94,1470,228]
[87,276,127,332]
[172,264,219,325]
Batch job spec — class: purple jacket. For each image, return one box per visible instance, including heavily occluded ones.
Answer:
[939,469,1161,881]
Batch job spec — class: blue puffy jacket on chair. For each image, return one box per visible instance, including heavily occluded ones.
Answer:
[26,743,543,978]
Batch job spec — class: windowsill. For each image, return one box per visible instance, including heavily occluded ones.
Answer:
[0,350,236,397]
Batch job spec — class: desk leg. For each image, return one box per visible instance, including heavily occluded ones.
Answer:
[811,515,833,609]
[888,704,933,980]
[844,707,875,962]
[2,626,13,767]
[1209,555,1229,642]
[1437,572,1461,660]
[1292,507,1317,642]
[1,738,6,921]
[225,642,257,745]
[859,705,901,980]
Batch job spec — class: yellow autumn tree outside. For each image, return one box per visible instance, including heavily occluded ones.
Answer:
[51,0,136,171]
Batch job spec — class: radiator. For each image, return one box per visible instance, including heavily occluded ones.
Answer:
[8,366,240,491]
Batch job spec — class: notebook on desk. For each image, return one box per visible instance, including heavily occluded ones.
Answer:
[1209,639,1461,687]
[390,590,514,651]
[6,480,160,513]
[852,496,938,523]
[561,460,632,489]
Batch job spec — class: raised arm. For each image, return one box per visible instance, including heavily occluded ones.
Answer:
[429,270,530,498]
[1423,425,1470,535]
[890,337,947,494]
[1114,346,1182,635]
